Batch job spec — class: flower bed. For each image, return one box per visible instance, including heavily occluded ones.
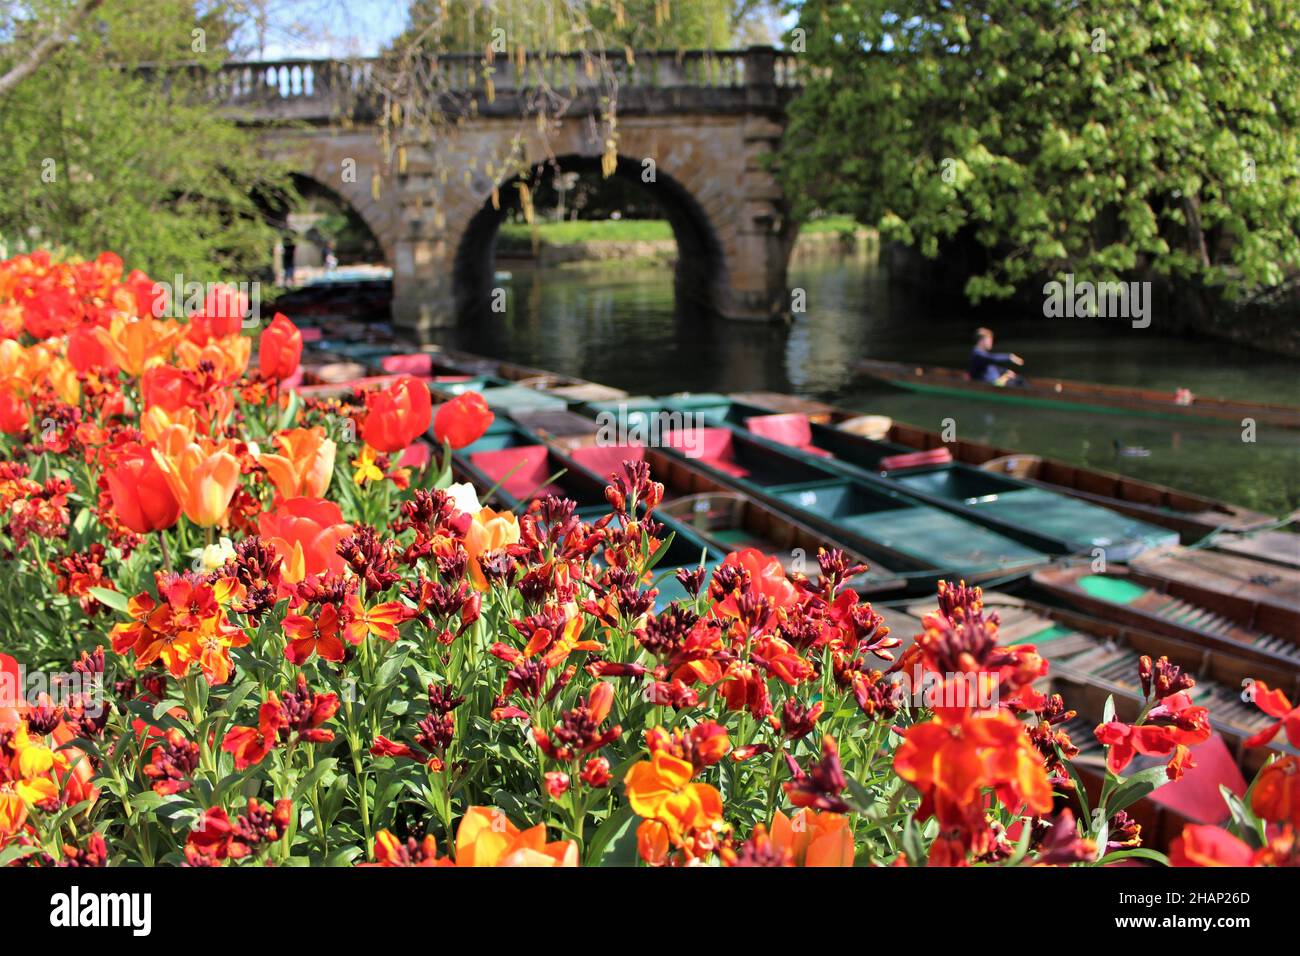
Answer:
[0,250,1294,867]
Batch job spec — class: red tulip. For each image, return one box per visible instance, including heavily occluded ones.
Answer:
[67,324,118,374]
[362,375,432,453]
[433,391,495,449]
[258,312,303,382]
[104,443,181,533]
[0,393,28,435]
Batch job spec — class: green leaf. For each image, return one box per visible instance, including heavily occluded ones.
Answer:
[88,586,129,613]
[1098,847,1170,866]
[1107,765,1171,817]
[293,757,338,802]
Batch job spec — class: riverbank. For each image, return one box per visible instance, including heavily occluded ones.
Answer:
[495,215,878,269]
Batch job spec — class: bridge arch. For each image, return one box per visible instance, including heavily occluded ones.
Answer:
[452,151,728,317]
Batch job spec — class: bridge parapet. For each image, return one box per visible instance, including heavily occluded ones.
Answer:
[144,46,802,122]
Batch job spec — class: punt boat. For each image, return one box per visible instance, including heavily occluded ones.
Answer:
[730,390,1274,539]
[564,405,1050,584]
[583,394,1178,562]
[366,350,1272,540]
[506,408,906,594]
[447,420,720,607]
[1128,546,1300,638]
[854,358,1300,428]
[1209,526,1300,570]
[1030,564,1300,669]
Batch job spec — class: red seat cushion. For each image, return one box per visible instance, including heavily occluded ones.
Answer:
[380,353,434,375]
[745,413,832,457]
[878,447,954,472]
[570,443,646,478]
[469,445,552,501]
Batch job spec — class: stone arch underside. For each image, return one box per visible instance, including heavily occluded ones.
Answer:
[257,129,399,266]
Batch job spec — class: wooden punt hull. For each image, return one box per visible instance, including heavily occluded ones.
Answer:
[854,358,1300,428]
[1030,564,1300,669]
[730,390,1274,538]
[1210,527,1300,570]
[488,411,907,594]
[1128,547,1300,637]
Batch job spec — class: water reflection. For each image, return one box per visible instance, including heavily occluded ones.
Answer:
[429,254,1300,514]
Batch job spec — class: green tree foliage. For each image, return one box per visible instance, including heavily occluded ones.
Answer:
[780,1,1300,301]
[398,0,733,54]
[0,0,292,278]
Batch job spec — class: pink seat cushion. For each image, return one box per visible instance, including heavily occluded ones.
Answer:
[434,374,474,383]
[470,445,553,501]
[878,447,954,472]
[570,444,646,478]
[1148,733,1245,824]
[299,327,322,342]
[380,354,434,375]
[663,428,749,478]
[745,413,832,456]
[397,442,432,469]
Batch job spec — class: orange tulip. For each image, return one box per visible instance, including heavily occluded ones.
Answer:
[151,426,242,528]
[257,496,351,586]
[361,375,432,453]
[93,314,181,377]
[463,506,520,590]
[257,427,336,501]
[769,809,855,866]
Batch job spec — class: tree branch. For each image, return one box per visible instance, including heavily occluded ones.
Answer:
[0,0,105,98]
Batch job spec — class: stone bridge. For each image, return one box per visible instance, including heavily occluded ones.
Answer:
[191,47,802,337]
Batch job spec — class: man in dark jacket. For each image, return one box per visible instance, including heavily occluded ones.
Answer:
[969,327,1024,385]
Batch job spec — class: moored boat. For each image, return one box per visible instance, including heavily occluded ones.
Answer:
[582,394,1178,562]
[854,358,1300,428]
[730,390,1274,539]
[564,407,1050,584]
[1030,563,1300,668]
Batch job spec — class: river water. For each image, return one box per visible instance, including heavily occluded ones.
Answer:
[428,253,1300,515]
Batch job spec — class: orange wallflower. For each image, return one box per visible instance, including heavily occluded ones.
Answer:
[257,427,336,501]
[625,749,725,856]
[151,426,242,528]
[769,808,855,867]
[452,806,578,866]
[894,707,1053,859]
[1244,682,1300,749]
